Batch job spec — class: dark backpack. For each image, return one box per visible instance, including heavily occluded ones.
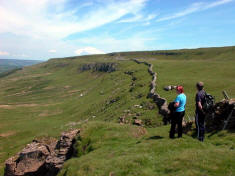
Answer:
[203,92,215,112]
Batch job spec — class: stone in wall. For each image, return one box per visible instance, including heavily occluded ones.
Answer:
[206,99,235,131]
[133,59,170,123]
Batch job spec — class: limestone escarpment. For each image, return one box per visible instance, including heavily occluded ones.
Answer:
[80,62,117,72]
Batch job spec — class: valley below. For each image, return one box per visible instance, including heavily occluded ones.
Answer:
[0,46,235,176]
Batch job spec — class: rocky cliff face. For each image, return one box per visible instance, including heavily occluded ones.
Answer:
[80,63,117,72]
[4,129,80,176]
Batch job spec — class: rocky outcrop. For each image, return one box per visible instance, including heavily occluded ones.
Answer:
[80,63,117,72]
[5,142,52,176]
[4,129,80,176]
[132,59,170,122]
[164,85,177,91]
[133,119,142,126]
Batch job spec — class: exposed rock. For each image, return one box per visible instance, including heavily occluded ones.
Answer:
[106,97,120,106]
[5,142,51,176]
[109,172,115,176]
[124,71,134,75]
[133,119,142,126]
[164,85,177,91]
[119,116,126,124]
[182,120,194,133]
[134,105,143,109]
[123,109,131,113]
[4,129,80,176]
[80,63,117,72]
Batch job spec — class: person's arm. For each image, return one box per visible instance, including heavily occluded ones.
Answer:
[197,101,203,111]
[196,93,204,113]
[174,102,179,107]
[174,96,180,107]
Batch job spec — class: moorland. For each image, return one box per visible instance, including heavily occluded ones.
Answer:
[0,46,234,176]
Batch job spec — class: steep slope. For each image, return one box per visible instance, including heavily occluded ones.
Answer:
[0,56,158,174]
[0,46,235,175]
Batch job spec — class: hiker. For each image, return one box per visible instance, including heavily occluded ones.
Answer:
[195,82,206,142]
[169,85,187,138]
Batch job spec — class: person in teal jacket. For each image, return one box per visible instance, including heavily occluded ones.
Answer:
[169,85,187,138]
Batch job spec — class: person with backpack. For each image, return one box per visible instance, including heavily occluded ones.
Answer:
[195,82,215,141]
[169,85,187,139]
[195,82,206,142]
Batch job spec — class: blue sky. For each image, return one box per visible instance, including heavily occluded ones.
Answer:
[0,0,235,60]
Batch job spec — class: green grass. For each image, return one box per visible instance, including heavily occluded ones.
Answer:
[0,57,157,174]
[58,121,235,176]
[151,59,235,116]
[0,46,234,175]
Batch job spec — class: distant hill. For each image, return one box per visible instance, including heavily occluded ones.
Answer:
[0,46,234,176]
[0,59,42,73]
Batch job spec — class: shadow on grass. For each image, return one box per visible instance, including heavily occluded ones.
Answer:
[207,130,220,138]
[190,128,229,139]
[191,129,198,139]
[147,135,164,140]
[228,129,235,133]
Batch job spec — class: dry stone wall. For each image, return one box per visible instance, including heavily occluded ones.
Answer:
[206,99,235,131]
[132,59,169,122]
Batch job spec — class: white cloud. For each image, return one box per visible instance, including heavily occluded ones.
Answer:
[146,14,157,21]
[118,14,143,23]
[118,13,157,23]
[49,49,56,53]
[0,0,148,59]
[72,34,158,53]
[75,47,105,55]
[0,51,9,55]
[205,0,233,8]
[0,0,148,39]
[156,0,233,22]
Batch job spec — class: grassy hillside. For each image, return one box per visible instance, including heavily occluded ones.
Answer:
[0,46,234,175]
[59,122,235,176]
